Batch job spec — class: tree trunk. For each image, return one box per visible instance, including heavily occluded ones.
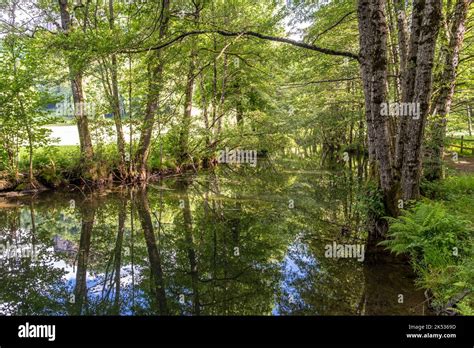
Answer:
[72,199,96,315]
[178,51,198,165]
[71,73,95,164]
[235,78,244,126]
[112,197,126,314]
[217,54,228,136]
[179,181,201,315]
[108,0,127,180]
[177,60,196,166]
[133,0,170,181]
[200,71,212,167]
[178,6,201,167]
[395,0,425,176]
[58,0,95,179]
[28,129,34,187]
[425,0,470,181]
[358,0,399,249]
[135,188,168,314]
[18,98,35,187]
[468,105,473,136]
[394,0,408,75]
[387,0,402,99]
[401,0,442,199]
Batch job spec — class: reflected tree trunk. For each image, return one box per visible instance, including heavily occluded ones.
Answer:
[112,197,126,314]
[135,188,168,315]
[129,190,136,313]
[28,201,36,260]
[72,199,96,315]
[179,180,201,315]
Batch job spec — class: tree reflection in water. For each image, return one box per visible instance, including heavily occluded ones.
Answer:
[0,163,428,315]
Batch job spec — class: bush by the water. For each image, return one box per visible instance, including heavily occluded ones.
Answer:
[381,176,474,315]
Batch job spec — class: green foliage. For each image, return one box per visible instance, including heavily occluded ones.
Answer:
[355,181,385,218]
[442,175,474,195]
[19,146,79,186]
[421,174,474,223]
[381,201,473,314]
[382,203,470,259]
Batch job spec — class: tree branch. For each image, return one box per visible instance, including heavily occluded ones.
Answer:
[312,11,356,42]
[280,77,360,88]
[125,29,360,61]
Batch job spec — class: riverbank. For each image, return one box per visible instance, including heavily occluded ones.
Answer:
[0,143,205,195]
[0,167,190,198]
[382,166,474,315]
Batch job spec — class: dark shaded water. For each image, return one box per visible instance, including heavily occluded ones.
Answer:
[0,160,428,315]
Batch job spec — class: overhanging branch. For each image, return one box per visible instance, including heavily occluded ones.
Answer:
[125,29,360,61]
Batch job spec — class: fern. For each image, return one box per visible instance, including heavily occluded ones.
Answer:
[380,202,473,314]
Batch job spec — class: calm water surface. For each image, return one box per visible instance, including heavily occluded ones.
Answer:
[0,160,428,315]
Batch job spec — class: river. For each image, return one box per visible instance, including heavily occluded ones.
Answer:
[0,159,428,315]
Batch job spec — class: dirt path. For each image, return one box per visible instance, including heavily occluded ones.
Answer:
[447,155,474,173]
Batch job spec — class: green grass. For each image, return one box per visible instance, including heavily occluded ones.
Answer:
[446,136,474,157]
[19,146,81,171]
[10,143,181,184]
[422,174,474,201]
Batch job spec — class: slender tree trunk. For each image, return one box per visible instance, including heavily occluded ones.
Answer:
[12,31,35,187]
[178,49,197,165]
[394,0,408,77]
[468,105,473,136]
[178,6,201,166]
[358,0,377,167]
[71,73,95,163]
[133,0,170,181]
[179,181,200,315]
[18,98,35,187]
[27,129,34,187]
[387,0,402,99]
[401,0,442,199]
[14,138,19,180]
[235,77,244,126]
[58,0,95,179]
[112,197,125,314]
[217,54,228,136]
[426,0,470,181]
[200,72,212,167]
[108,0,127,179]
[395,0,425,175]
[177,59,196,166]
[135,188,168,314]
[211,38,218,138]
[73,199,96,315]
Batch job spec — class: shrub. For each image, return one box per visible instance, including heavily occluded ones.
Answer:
[381,202,473,314]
